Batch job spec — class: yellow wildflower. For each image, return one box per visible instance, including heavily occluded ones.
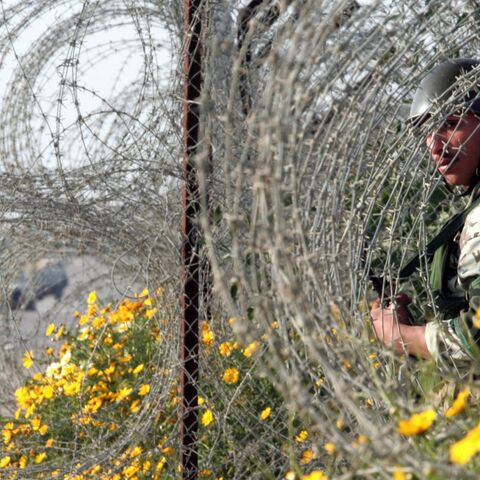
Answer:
[138,288,149,298]
[202,322,215,346]
[2,428,12,444]
[31,416,41,431]
[130,399,141,413]
[260,406,272,420]
[223,367,239,384]
[397,409,436,436]
[295,430,309,442]
[123,463,140,478]
[88,304,98,318]
[342,359,352,370]
[445,389,470,418]
[87,291,97,305]
[162,446,174,456]
[145,308,157,318]
[303,471,328,480]
[63,379,82,396]
[300,449,316,465]
[39,424,49,435]
[0,456,10,468]
[450,422,480,464]
[201,409,214,427]
[55,324,65,339]
[60,349,71,366]
[59,342,70,357]
[23,351,34,369]
[84,397,103,414]
[155,457,167,474]
[324,442,336,455]
[91,316,106,329]
[78,415,92,425]
[45,323,55,336]
[115,387,133,402]
[34,452,47,464]
[130,446,143,458]
[45,438,55,448]
[120,354,132,363]
[132,364,144,374]
[475,307,480,328]
[143,460,152,472]
[393,466,407,480]
[138,384,150,396]
[90,465,102,475]
[218,341,234,357]
[43,384,54,399]
[18,455,27,468]
[243,341,260,358]
[198,396,205,405]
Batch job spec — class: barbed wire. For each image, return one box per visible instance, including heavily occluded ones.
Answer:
[200,0,480,477]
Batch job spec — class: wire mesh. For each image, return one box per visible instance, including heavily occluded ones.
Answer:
[2,0,480,479]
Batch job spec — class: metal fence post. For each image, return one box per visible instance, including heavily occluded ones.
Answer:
[182,0,203,478]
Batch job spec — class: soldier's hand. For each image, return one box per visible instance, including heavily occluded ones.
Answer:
[371,293,411,325]
[369,299,429,358]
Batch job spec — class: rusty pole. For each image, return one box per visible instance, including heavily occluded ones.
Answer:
[182,0,203,478]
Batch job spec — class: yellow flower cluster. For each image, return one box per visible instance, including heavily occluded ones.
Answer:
[300,449,317,465]
[450,422,480,464]
[302,471,328,480]
[201,409,214,427]
[0,289,173,477]
[2,287,298,479]
[218,341,234,357]
[260,406,272,420]
[394,391,480,465]
[202,322,215,346]
[396,409,436,436]
[223,367,240,385]
[445,389,470,418]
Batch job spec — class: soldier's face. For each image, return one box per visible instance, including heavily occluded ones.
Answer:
[426,112,480,186]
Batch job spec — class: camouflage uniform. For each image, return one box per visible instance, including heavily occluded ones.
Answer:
[425,191,480,370]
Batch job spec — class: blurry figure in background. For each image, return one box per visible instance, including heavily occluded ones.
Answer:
[370,59,480,370]
[9,260,68,311]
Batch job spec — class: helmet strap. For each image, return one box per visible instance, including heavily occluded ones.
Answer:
[443,176,477,198]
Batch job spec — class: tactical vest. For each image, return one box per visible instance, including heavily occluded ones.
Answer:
[400,195,480,320]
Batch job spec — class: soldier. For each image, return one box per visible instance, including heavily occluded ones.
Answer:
[370,59,480,368]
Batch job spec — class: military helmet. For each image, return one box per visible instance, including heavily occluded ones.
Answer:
[408,59,480,126]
